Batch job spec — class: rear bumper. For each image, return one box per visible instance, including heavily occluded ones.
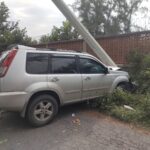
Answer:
[0,92,27,112]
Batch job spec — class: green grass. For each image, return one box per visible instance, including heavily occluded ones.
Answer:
[94,90,150,128]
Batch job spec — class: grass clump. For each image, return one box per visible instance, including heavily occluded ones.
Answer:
[95,90,150,127]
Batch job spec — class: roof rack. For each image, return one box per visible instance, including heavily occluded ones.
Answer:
[36,47,58,51]
[57,49,81,53]
[6,44,36,51]
[36,47,82,53]
[4,44,87,55]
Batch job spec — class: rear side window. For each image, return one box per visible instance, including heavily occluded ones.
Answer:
[26,53,49,74]
[51,57,77,74]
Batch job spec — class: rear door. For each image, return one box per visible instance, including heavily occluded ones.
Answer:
[48,54,82,103]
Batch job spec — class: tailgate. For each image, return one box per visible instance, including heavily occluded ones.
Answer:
[0,78,1,92]
[0,51,9,92]
[0,77,3,92]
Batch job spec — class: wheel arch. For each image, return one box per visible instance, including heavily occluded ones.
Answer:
[110,76,129,93]
[117,81,128,87]
[21,90,61,117]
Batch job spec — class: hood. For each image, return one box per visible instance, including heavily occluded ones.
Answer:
[109,69,129,77]
[108,66,120,71]
[107,66,129,76]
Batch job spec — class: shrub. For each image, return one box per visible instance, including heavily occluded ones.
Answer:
[95,90,150,127]
[127,50,150,93]
[111,106,141,123]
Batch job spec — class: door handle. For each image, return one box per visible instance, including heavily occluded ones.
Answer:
[85,76,91,81]
[51,77,59,82]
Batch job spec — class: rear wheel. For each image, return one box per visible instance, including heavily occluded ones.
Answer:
[26,94,58,127]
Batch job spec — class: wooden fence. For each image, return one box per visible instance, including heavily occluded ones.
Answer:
[34,31,150,65]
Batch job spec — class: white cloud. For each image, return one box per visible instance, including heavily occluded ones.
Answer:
[3,0,75,39]
[3,0,150,39]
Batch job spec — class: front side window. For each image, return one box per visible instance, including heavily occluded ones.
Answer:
[51,57,77,74]
[80,58,106,74]
[26,53,49,74]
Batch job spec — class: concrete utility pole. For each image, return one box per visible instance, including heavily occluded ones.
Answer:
[51,0,117,67]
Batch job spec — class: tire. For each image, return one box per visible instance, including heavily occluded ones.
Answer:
[116,82,131,92]
[26,94,58,127]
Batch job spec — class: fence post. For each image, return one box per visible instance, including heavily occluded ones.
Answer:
[83,41,87,52]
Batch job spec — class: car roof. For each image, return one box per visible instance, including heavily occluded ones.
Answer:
[10,44,93,57]
[7,44,108,68]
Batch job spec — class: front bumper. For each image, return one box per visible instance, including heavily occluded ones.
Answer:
[0,92,27,112]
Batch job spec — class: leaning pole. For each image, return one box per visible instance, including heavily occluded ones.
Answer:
[51,0,117,67]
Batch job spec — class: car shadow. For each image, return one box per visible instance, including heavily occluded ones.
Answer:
[0,102,95,130]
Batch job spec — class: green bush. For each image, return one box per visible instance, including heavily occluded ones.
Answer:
[95,90,150,127]
[111,106,141,123]
[97,90,140,111]
[127,50,150,93]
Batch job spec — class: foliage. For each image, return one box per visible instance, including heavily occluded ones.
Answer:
[127,50,150,93]
[92,50,150,128]
[94,90,150,127]
[88,50,150,128]
[39,20,79,43]
[73,0,147,36]
[0,2,36,51]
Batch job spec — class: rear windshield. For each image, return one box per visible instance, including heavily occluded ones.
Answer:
[0,51,9,66]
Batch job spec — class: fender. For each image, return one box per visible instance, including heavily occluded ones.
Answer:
[110,76,129,93]
[21,82,64,117]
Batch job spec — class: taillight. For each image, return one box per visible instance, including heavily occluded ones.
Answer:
[0,49,17,77]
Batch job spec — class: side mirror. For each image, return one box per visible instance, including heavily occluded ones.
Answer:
[104,68,109,74]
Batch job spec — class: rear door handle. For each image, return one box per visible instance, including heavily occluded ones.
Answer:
[51,77,59,82]
[85,76,91,81]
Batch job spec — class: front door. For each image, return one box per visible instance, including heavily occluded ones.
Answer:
[79,57,109,100]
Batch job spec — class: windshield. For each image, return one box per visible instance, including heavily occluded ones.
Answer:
[0,51,9,66]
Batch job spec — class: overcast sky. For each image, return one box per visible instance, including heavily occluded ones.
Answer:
[3,0,75,39]
[3,0,150,40]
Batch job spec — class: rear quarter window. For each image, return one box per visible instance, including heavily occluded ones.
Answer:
[26,53,49,74]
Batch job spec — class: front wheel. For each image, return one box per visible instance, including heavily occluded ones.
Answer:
[116,82,132,92]
[26,94,58,127]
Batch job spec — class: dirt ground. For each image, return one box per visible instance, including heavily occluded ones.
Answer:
[0,103,150,150]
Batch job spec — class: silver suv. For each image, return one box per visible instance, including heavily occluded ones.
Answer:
[0,45,129,127]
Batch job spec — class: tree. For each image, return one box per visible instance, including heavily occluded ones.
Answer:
[58,21,79,40]
[127,50,150,93]
[0,2,36,50]
[39,20,79,43]
[73,0,146,36]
